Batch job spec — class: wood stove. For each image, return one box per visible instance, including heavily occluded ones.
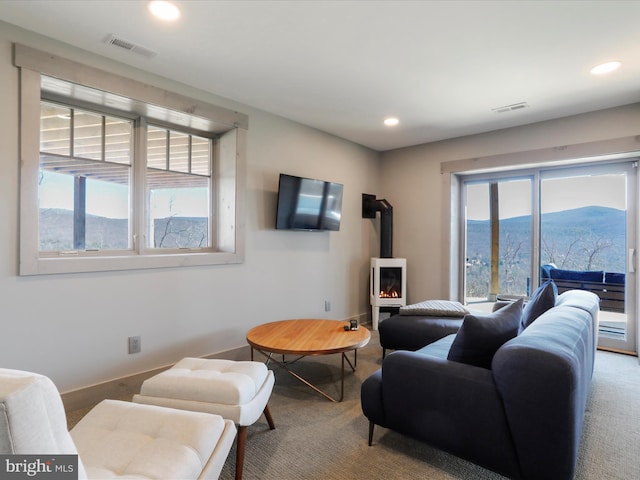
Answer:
[370,257,406,330]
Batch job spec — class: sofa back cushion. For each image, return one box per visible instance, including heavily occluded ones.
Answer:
[542,265,604,283]
[447,298,523,369]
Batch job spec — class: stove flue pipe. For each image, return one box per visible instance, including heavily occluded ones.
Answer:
[362,193,393,258]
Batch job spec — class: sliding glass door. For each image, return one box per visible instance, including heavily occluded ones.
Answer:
[462,161,637,353]
[540,163,636,352]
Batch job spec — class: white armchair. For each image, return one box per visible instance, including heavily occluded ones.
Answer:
[0,368,236,479]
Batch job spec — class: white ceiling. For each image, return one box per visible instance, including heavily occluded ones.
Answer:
[1,0,639,151]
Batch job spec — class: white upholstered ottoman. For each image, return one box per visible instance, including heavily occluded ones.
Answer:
[133,358,275,480]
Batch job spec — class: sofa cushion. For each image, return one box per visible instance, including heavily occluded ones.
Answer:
[379,315,463,351]
[520,280,557,332]
[416,334,457,358]
[447,298,523,369]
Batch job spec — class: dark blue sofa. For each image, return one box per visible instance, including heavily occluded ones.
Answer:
[361,290,599,480]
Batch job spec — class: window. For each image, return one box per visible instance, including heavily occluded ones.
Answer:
[145,125,212,249]
[17,44,247,275]
[39,102,134,252]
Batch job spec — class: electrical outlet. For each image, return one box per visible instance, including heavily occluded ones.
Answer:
[128,336,141,354]
[324,300,331,312]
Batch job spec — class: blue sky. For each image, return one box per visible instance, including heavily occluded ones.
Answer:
[467,173,626,221]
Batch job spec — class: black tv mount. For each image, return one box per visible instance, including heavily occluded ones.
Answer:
[362,193,393,258]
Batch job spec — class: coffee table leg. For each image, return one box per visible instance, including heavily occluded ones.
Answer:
[340,352,345,402]
[252,348,350,402]
[337,349,359,401]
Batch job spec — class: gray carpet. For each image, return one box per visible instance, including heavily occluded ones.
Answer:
[68,329,640,479]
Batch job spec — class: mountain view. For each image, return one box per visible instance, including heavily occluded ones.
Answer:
[39,208,208,250]
[39,205,625,298]
[466,205,626,297]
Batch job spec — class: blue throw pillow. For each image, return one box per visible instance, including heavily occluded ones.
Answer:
[520,280,557,332]
[447,298,523,369]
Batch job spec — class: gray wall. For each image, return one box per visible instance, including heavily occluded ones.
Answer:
[0,23,381,392]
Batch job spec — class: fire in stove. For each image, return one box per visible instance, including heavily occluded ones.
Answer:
[378,266,402,299]
[379,289,400,298]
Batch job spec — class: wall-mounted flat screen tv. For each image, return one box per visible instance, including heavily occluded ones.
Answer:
[275,173,344,231]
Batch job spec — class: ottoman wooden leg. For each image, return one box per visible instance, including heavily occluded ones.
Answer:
[235,407,275,479]
[235,426,247,480]
[263,404,276,430]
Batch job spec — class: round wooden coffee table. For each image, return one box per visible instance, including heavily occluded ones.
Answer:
[246,319,371,402]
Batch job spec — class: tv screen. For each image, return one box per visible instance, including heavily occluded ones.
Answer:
[275,174,343,231]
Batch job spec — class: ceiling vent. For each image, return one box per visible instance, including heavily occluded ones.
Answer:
[104,34,157,59]
[491,102,530,114]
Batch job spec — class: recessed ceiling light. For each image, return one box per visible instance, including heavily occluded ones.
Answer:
[148,1,181,21]
[590,61,621,75]
[384,117,399,127]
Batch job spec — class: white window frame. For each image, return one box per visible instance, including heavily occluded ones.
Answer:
[16,44,247,275]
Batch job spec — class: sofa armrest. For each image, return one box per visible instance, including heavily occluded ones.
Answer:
[360,369,385,427]
[378,350,520,478]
